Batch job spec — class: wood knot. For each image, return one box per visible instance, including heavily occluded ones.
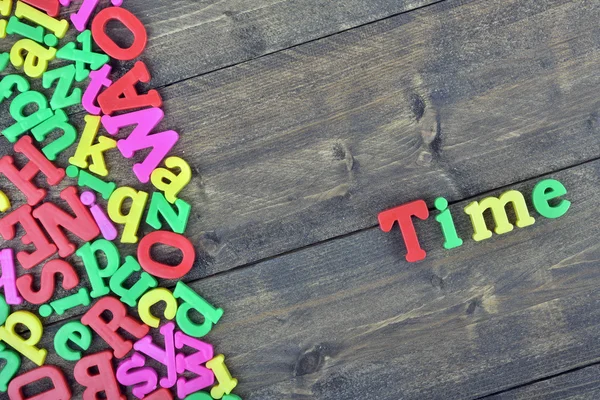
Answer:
[295,345,329,376]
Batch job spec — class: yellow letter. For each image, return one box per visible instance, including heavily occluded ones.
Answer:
[0,311,47,366]
[464,190,535,241]
[108,187,148,243]
[69,115,116,176]
[150,156,191,204]
[15,1,68,38]
[138,288,178,328]
[10,39,56,78]
[206,354,238,399]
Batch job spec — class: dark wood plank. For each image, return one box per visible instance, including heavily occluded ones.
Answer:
[0,0,444,87]
[3,0,600,311]
[23,157,600,398]
[486,365,600,399]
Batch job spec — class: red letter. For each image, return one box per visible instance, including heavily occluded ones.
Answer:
[378,200,429,262]
[96,61,161,115]
[32,186,100,257]
[138,231,194,279]
[91,7,147,61]
[81,296,149,358]
[0,205,56,269]
[8,365,71,400]
[21,0,60,16]
[0,136,65,206]
[16,259,79,304]
[74,350,125,400]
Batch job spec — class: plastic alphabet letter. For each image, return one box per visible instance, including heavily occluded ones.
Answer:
[9,38,56,78]
[81,64,111,114]
[30,109,77,161]
[174,332,215,398]
[137,288,177,328]
[91,6,146,60]
[137,231,195,279]
[42,65,82,109]
[0,249,22,304]
[61,0,123,32]
[3,90,53,142]
[39,287,91,317]
[74,351,125,400]
[173,282,224,338]
[434,197,463,250]
[66,165,116,199]
[53,321,92,361]
[69,114,116,177]
[107,187,148,243]
[0,135,65,206]
[92,7,148,61]
[20,0,60,17]
[532,179,571,219]
[150,156,192,204]
[109,255,158,307]
[378,200,429,263]
[80,191,117,240]
[0,343,20,392]
[33,186,100,257]
[0,310,47,365]
[206,355,238,399]
[0,206,56,269]
[16,258,78,304]
[7,365,70,400]
[116,352,158,398]
[97,61,162,115]
[146,192,191,234]
[14,1,68,37]
[102,107,176,183]
[81,296,149,358]
[55,30,109,81]
[76,239,120,298]
[133,321,177,388]
[0,74,30,104]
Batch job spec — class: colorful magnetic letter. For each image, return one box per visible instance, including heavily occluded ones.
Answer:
[206,354,238,399]
[0,206,56,270]
[74,350,125,400]
[173,282,223,338]
[69,114,116,177]
[33,186,100,257]
[138,231,195,279]
[102,107,175,183]
[66,165,116,199]
[434,197,463,250]
[133,321,177,388]
[54,321,92,361]
[55,30,109,81]
[30,109,78,161]
[107,187,148,243]
[16,258,78,304]
[109,255,158,307]
[378,199,429,262]
[0,248,22,305]
[91,6,146,60]
[76,239,120,298]
[9,38,56,78]
[464,190,535,241]
[39,287,91,317]
[175,332,215,398]
[7,365,70,400]
[3,91,52,143]
[81,296,149,358]
[0,135,65,206]
[150,156,192,204]
[138,288,178,328]
[42,64,82,109]
[80,190,118,241]
[146,192,191,234]
[0,310,46,365]
[0,343,20,392]
[532,179,570,219]
[116,352,158,398]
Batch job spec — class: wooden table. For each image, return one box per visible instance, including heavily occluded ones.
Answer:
[3,0,600,398]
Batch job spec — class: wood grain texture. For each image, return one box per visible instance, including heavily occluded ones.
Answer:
[4,0,600,326]
[486,365,600,399]
[22,156,600,399]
